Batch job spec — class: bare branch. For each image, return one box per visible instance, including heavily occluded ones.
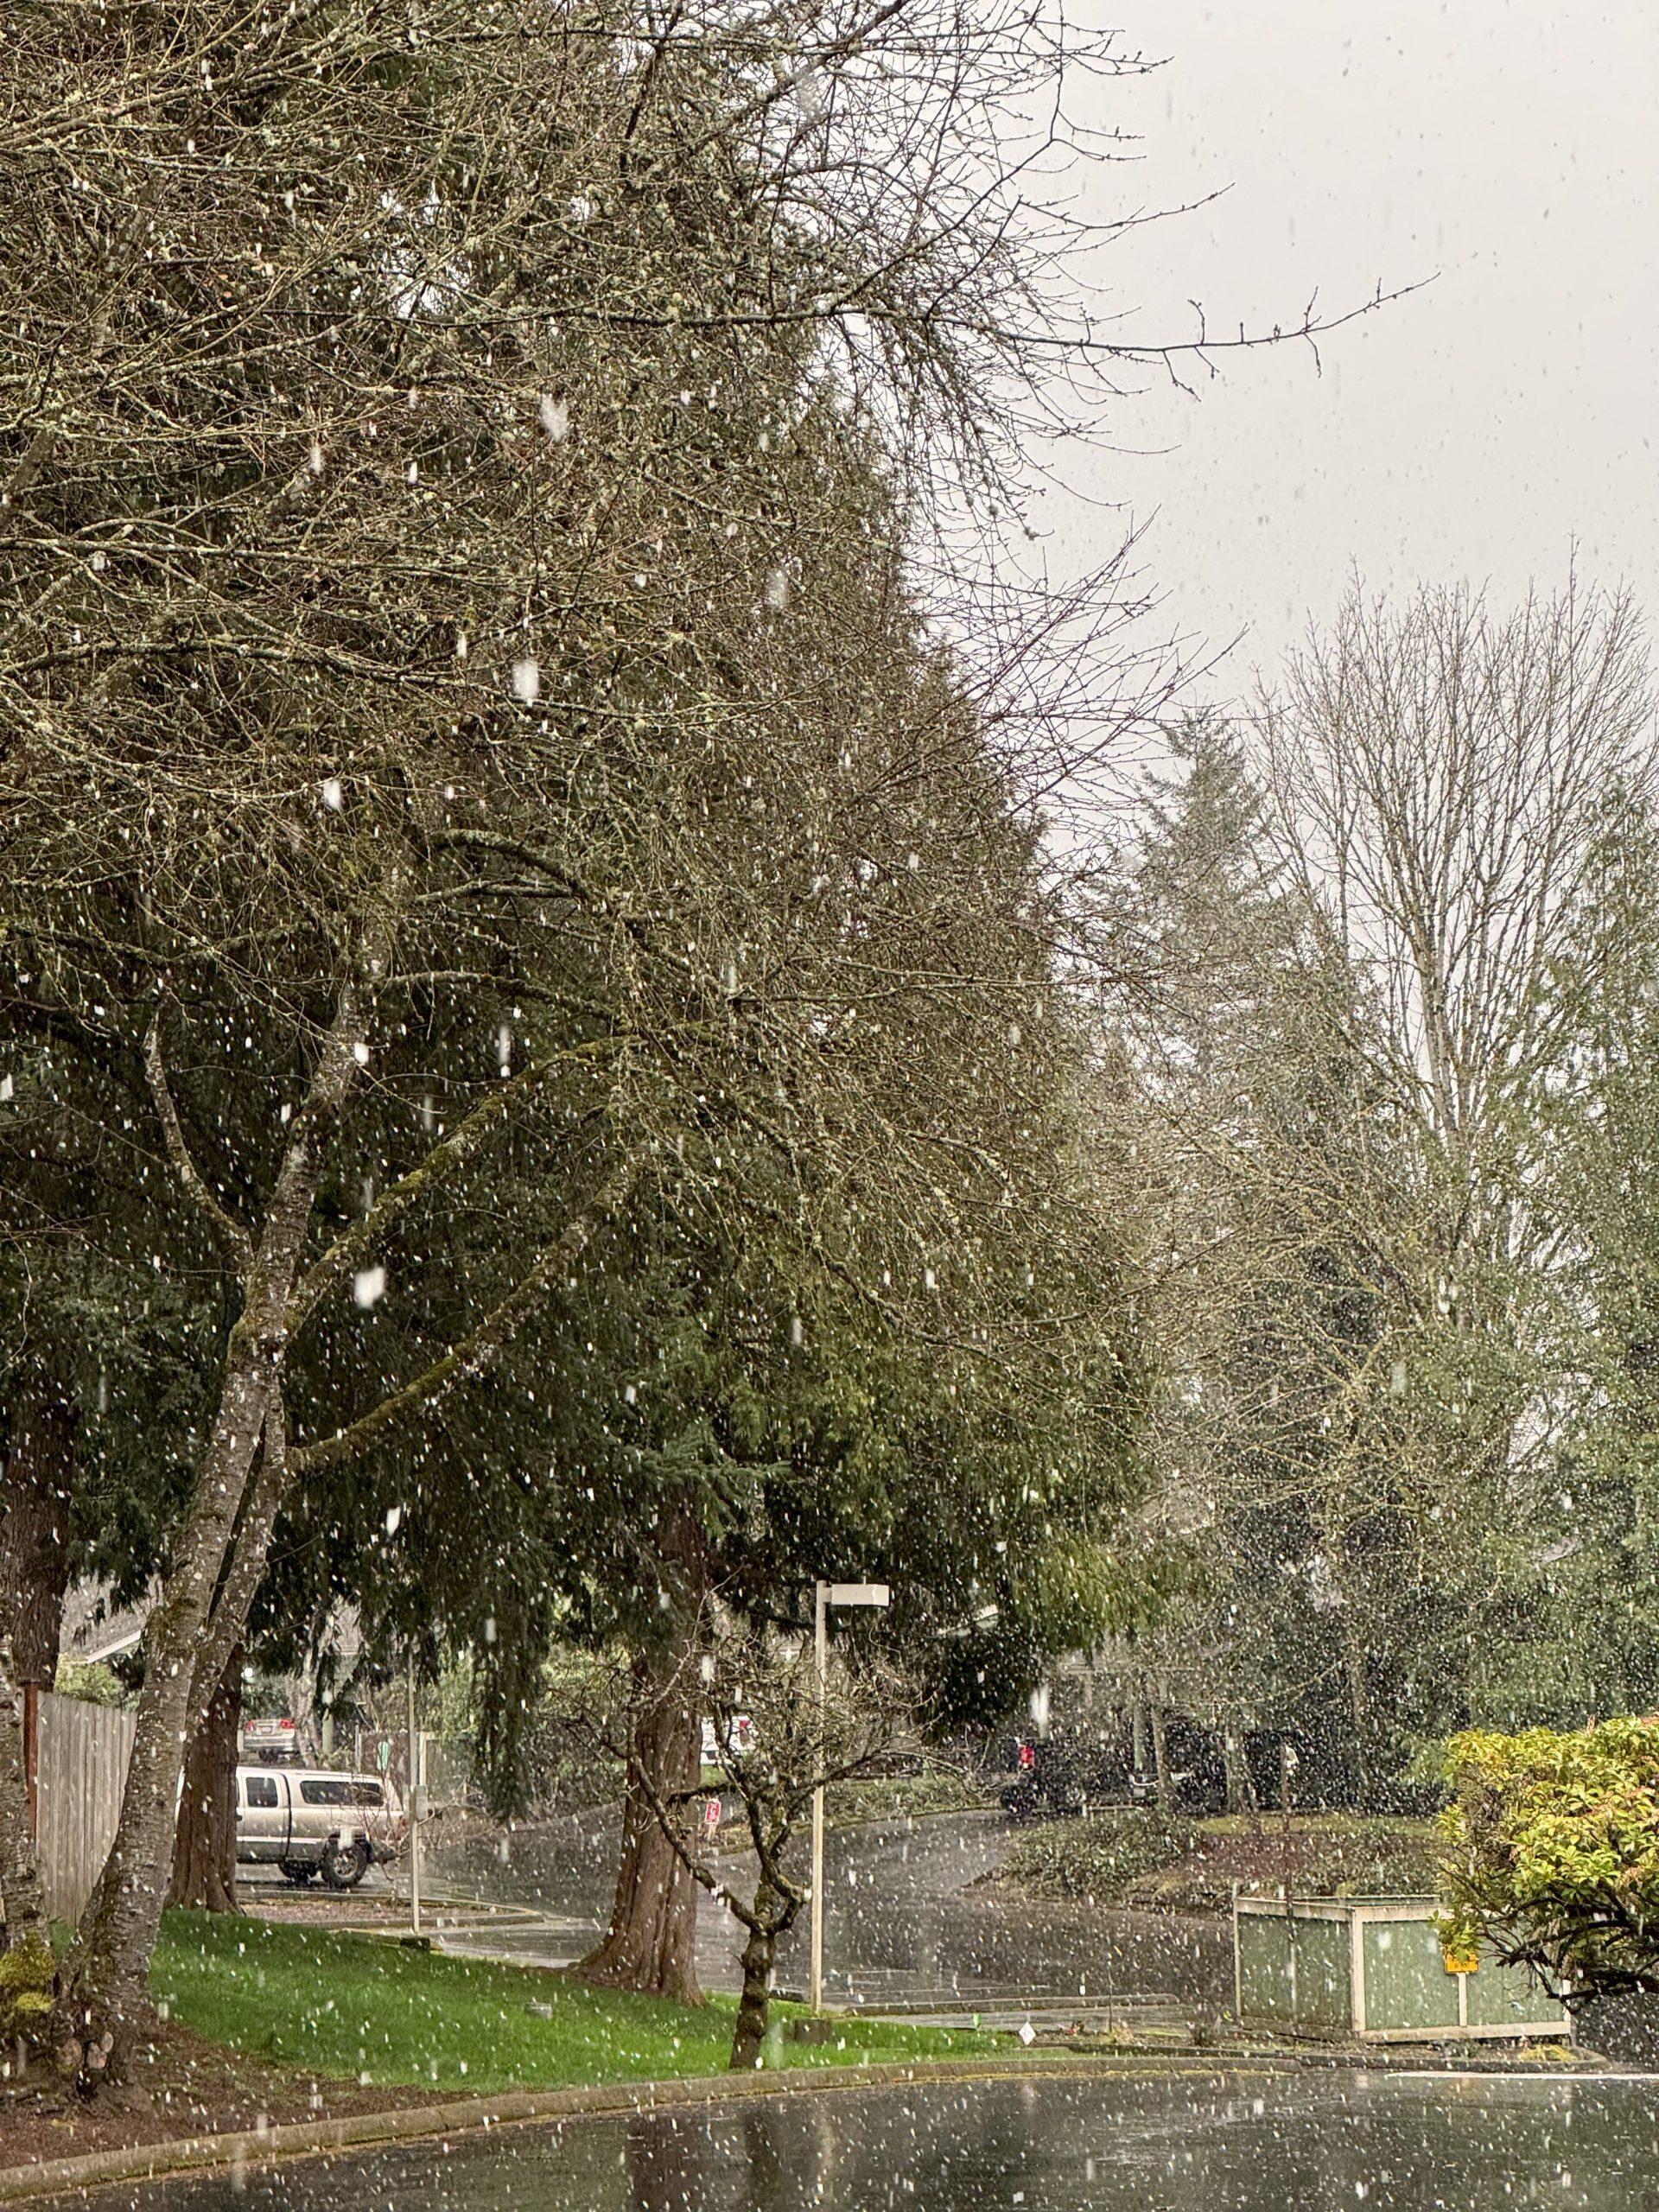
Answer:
[143,1009,256,1274]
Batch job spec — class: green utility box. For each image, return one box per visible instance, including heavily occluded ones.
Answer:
[1234,1896,1568,2042]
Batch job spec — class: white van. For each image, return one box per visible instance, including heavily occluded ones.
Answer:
[235,1764,404,1888]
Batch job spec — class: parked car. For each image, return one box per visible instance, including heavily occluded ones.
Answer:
[1001,1736,1134,1821]
[1127,1766,1201,1811]
[235,1764,404,1889]
[240,1716,307,1765]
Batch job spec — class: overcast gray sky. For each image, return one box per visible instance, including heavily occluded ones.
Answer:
[1030,0,1657,704]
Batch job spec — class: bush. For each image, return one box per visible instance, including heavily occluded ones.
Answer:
[53,1660,133,1708]
[1441,1719,1659,1999]
[998,1810,1439,1916]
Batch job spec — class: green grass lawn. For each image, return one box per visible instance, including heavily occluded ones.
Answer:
[699,1770,988,1825]
[824,1770,990,1826]
[153,1912,997,2094]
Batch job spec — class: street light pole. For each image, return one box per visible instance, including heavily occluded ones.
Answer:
[810,1580,828,2012]
[407,1651,423,1940]
[808,1580,889,2012]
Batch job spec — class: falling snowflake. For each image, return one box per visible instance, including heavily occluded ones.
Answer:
[321,777,343,810]
[538,395,569,443]
[353,1266,386,1308]
[512,657,541,705]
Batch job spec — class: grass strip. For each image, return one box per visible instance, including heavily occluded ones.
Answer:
[154,1911,995,2094]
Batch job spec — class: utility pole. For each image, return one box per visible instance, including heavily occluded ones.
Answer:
[809,1580,890,2012]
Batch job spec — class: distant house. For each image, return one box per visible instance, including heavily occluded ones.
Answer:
[58,1579,151,1671]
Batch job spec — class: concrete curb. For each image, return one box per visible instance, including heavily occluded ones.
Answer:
[0,2055,1247,2203]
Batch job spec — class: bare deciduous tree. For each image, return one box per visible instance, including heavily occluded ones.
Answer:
[1107,588,1657,1800]
[576,1621,909,2069]
[1260,579,1653,1272]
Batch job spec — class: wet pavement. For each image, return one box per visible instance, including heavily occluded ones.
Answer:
[90,2069,1659,2211]
[424,1811,1230,2017]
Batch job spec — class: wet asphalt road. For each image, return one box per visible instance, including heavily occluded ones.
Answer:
[421,1810,1230,2017]
[87,2069,1659,2212]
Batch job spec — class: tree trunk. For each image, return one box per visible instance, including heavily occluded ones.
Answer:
[1149,1701,1173,1814]
[54,1340,283,2081]
[1343,1630,1376,1808]
[1,1354,77,1689]
[168,1649,243,1912]
[575,1643,704,2005]
[1221,1730,1256,1816]
[54,956,383,2087]
[0,1637,46,1954]
[728,1906,779,2070]
[0,1357,70,1959]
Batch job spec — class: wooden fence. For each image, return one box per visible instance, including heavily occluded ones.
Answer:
[28,1688,137,1921]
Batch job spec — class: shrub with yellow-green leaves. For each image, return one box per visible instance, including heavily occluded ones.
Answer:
[1440,1719,1659,2000]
